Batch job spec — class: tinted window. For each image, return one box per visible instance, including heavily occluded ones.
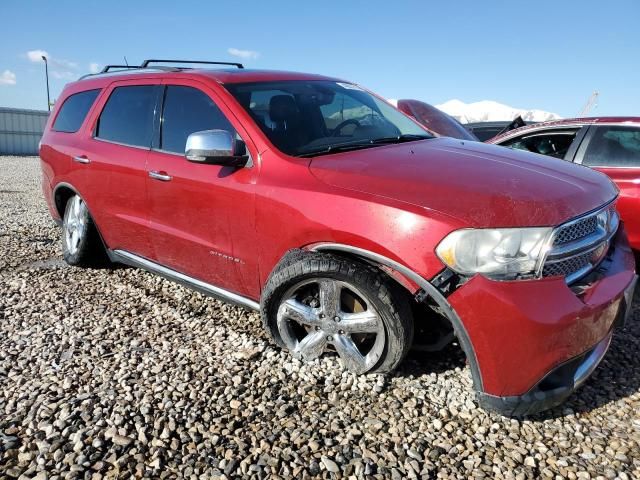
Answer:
[582,126,640,167]
[160,86,234,154]
[503,131,577,159]
[52,89,100,133]
[96,86,156,147]
[226,80,429,156]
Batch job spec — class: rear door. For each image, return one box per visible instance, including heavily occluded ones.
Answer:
[145,79,259,297]
[575,125,640,248]
[81,79,161,258]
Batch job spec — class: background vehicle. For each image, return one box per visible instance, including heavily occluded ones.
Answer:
[466,120,535,141]
[39,60,636,416]
[489,117,640,253]
[391,99,479,141]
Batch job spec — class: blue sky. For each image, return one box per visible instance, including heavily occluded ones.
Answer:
[1,0,638,117]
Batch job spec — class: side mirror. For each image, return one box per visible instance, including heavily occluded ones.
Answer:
[185,129,249,167]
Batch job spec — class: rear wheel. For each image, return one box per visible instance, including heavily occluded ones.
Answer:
[262,253,413,374]
[62,195,105,267]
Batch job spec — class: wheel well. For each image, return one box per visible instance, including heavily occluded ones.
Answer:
[304,245,482,390]
[53,186,76,218]
[303,248,451,327]
[311,248,419,294]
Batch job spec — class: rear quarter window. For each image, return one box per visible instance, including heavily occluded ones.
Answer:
[52,89,101,133]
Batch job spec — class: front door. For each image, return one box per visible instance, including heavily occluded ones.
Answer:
[146,80,258,297]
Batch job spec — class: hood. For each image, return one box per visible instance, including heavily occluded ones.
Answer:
[309,138,617,228]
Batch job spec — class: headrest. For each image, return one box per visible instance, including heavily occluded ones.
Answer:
[269,95,299,123]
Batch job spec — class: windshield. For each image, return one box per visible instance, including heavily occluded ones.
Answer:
[225,80,432,156]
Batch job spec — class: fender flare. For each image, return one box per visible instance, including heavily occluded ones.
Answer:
[309,242,483,392]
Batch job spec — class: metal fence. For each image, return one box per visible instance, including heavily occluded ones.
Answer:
[0,107,49,156]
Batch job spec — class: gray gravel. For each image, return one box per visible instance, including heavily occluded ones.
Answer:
[1,155,639,479]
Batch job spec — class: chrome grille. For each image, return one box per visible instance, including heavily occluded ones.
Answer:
[553,216,598,246]
[541,203,618,283]
[542,251,593,278]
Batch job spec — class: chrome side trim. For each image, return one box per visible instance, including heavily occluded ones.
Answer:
[110,249,260,311]
[309,242,484,391]
[573,332,612,389]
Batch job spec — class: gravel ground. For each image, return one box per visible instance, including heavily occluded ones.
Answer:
[1,155,639,479]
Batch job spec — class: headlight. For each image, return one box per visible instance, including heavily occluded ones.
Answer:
[436,227,552,280]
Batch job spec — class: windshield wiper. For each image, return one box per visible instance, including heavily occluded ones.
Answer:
[368,134,432,144]
[298,141,382,158]
[298,134,432,158]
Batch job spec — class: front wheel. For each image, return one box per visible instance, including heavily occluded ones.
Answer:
[62,195,105,267]
[261,253,414,374]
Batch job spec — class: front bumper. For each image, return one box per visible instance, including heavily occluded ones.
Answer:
[447,228,636,416]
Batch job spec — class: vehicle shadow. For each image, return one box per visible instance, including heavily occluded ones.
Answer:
[396,342,468,378]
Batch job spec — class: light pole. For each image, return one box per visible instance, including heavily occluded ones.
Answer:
[42,55,50,112]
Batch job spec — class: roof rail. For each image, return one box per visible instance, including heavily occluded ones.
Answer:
[78,59,244,81]
[140,59,244,69]
[100,65,142,73]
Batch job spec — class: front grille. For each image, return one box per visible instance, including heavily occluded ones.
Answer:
[553,216,598,246]
[542,251,593,277]
[541,203,617,283]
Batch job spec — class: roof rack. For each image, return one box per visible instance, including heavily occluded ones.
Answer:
[100,65,142,73]
[140,59,244,69]
[79,58,244,80]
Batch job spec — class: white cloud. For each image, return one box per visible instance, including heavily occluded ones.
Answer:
[51,70,75,80]
[89,62,101,74]
[27,49,49,62]
[0,70,17,86]
[228,47,260,60]
[52,58,78,69]
[26,50,79,80]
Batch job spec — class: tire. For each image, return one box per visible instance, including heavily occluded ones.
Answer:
[261,252,414,374]
[61,194,105,267]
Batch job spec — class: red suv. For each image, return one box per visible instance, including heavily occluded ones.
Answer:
[488,117,640,255]
[40,60,637,416]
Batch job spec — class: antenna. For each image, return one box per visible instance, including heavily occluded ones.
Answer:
[124,56,129,67]
[579,91,599,116]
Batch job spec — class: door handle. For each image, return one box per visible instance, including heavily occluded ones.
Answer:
[73,155,90,164]
[148,170,172,182]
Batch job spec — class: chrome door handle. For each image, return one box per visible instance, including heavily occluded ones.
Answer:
[73,155,90,164]
[148,171,172,182]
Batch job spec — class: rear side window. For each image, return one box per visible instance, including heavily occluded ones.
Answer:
[582,126,640,167]
[96,85,156,148]
[160,86,234,154]
[52,89,100,133]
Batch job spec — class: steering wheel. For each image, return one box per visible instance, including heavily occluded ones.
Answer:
[331,119,361,136]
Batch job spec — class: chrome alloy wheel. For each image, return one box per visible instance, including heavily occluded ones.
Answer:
[277,278,386,374]
[64,196,88,256]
